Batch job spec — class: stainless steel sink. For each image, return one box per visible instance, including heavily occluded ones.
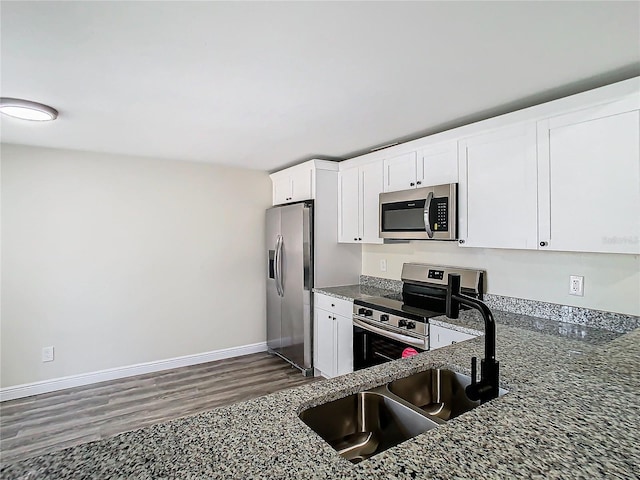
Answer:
[299,391,439,464]
[387,369,508,420]
[300,369,507,463]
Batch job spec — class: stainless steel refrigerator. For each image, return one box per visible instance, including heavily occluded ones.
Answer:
[266,201,314,375]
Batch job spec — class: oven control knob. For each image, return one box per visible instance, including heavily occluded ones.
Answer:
[398,319,408,328]
[380,314,389,322]
[364,309,373,317]
[406,321,416,330]
[358,308,367,315]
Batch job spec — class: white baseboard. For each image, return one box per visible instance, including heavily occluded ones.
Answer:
[0,342,268,402]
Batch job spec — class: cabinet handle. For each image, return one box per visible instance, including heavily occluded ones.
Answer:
[331,304,335,307]
[354,237,358,241]
[410,182,415,187]
[540,241,548,247]
[416,181,422,185]
[358,237,362,241]
[459,239,465,245]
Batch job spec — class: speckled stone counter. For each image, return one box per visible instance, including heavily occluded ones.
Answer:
[3,310,638,479]
[313,283,398,303]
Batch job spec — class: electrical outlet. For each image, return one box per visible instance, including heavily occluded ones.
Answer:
[569,275,584,296]
[42,346,55,363]
[380,259,387,272]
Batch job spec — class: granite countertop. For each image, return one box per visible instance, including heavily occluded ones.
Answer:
[313,283,398,303]
[3,308,638,478]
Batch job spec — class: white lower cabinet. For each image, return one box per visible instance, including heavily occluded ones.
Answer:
[429,324,477,350]
[314,308,336,376]
[314,294,354,378]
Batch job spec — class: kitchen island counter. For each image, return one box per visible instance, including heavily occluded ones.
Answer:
[3,310,638,479]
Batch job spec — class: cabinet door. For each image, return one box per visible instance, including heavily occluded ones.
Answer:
[417,141,458,186]
[360,162,384,244]
[383,152,417,192]
[335,313,354,376]
[338,167,361,243]
[458,123,538,249]
[430,324,477,350]
[272,175,292,205]
[537,98,640,254]
[314,307,335,377]
[289,165,313,202]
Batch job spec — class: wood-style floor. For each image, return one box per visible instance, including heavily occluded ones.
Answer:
[0,352,320,465]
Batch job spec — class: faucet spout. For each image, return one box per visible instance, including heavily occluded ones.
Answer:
[446,274,500,403]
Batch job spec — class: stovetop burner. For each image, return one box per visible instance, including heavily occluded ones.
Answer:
[354,264,485,324]
[354,296,442,322]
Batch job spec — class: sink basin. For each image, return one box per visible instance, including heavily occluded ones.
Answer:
[387,369,507,420]
[299,391,439,463]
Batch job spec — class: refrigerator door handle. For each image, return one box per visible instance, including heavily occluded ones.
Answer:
[273,237,280,296]
[275,235,284,297]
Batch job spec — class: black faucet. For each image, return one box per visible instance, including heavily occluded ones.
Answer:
[445,274,500,404]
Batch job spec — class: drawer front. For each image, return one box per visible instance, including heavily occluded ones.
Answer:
[314,293,353,319]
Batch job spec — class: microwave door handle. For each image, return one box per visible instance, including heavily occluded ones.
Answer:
[423,191,434,239]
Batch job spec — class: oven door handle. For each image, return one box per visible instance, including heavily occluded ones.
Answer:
[353,318,427,350]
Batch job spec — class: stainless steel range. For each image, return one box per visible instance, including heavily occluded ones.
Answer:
[352,263,485,370]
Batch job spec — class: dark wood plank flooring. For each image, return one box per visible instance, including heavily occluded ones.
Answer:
[0,352,320,465]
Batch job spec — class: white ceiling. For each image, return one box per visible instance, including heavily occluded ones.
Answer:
[1,1,639,172]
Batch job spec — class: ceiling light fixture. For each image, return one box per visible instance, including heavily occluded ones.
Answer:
[0,98,58,121]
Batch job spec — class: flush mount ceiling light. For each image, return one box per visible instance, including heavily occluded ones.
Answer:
[0,98,58,121]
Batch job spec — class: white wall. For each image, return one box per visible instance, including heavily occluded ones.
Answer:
[363,242,640,316]
[1,144,272,388]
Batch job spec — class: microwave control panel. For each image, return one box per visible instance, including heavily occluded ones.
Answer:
[432,197,449,231]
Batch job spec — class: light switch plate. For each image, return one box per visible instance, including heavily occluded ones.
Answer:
[380,259,387,272]
[42,346,55,362]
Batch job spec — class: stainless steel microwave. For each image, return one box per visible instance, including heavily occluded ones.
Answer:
[379,184,457,240]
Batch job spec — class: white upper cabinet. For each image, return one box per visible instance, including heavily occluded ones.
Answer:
[338,167,361,243]
[537,97,640,254]
[338,162,384,244]
[383,152,418,192]
[272,175,293,205]
[270,162,313,205]
[360,162,384,243]
[417,141,459,186]
[458,123,538,250]
[383,143,457,193]
[289,164,313,202]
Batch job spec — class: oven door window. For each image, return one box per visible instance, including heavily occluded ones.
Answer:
[380,200,426,232]
[353,325,425,371]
